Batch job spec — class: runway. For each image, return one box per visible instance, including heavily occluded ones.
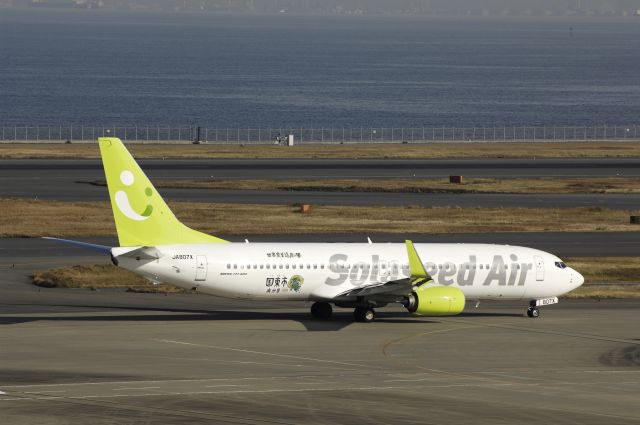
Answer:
[1,259,639,424]
[2,158,640,209]
[3,158,640,179]
[4,231,640,258]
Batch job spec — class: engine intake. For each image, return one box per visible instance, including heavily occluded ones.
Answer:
[404,286,466,316]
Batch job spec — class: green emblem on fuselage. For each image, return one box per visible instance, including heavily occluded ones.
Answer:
[288,275,304,292]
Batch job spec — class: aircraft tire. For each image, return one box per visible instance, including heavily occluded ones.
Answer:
[354,307,375,323]
[527,306,540,318]
[311,302,332,319]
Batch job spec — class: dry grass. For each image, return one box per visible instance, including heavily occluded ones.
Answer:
[563,285,640,299]
[565,257,640,283]
[2,142,640,159]
[563,257,640,299]
[2,198,640,237]
[31,264,187,293]
[141,177,640,194]
[31,260,640,298]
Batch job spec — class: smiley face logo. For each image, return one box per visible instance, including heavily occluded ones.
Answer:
[114,170,153,221]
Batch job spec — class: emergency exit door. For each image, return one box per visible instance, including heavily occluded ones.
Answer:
[195,255,207,281]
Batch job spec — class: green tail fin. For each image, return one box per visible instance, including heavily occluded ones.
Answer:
[98,137,227,246]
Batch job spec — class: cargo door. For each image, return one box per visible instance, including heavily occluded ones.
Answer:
[534,256,544,281]
[195,255,207,281]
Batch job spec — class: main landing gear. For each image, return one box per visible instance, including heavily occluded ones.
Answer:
[310,302,377,323]
[353,306,376,323]
[310,302,333,319]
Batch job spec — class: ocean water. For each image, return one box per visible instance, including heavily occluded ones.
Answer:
[1,8,640,127]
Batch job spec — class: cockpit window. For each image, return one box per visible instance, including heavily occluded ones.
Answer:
[555,261,567,269]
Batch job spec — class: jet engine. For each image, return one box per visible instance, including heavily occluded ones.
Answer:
[404,286,466,316]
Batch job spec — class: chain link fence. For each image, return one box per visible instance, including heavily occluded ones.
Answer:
[1,125,639,143]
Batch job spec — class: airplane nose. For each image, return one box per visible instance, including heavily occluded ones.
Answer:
[570,268,584,291]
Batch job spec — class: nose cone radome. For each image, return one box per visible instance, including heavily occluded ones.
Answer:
[568,267,584,292]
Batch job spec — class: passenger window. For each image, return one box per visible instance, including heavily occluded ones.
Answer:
[227,264,230,269]
[233,264,237,269]
[321,264,324,269]
[260,264,264,269]
[279,264,283,269]
[314,264,317,269]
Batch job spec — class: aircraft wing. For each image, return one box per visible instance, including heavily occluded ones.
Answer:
[335,278,413,297]
[333,240,434,299]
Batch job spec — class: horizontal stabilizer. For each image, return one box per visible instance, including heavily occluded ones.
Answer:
[42,237,112,254]
[111,246,162,260]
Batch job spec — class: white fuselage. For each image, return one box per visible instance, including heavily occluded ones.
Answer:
[114,243,584,302]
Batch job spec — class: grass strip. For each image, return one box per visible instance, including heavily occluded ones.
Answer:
[131,177,640,195]
[32,264,187,293]
[1,198,637,237]
[2,142,640,159]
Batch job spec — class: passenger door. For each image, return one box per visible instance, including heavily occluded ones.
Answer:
[534,256,544,281]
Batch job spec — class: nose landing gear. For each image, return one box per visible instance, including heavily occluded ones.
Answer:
[526,297,558,318]
[526,305,540,318]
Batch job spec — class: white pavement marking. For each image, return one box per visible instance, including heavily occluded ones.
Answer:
[154,338,370,368]
[0,386,406,402]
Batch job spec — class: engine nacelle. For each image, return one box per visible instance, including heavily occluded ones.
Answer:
[404,286,466,316]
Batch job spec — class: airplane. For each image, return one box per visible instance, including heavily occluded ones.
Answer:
[45,137,584,322]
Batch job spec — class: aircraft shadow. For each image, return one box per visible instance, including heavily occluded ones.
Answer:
[1,304,523,330]
[0,304,440,331]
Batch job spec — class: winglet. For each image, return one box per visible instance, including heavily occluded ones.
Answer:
[405,240,432,287]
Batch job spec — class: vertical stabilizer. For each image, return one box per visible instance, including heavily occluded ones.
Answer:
[98,138,227,246]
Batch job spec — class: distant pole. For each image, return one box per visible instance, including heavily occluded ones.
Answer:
[569,26,573,38]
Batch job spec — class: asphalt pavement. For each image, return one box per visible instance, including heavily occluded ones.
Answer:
[2,158,640,209]
[1,259,638,425]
